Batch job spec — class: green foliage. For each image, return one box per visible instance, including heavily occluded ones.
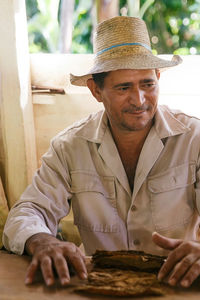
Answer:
[26,0,39,19]
[71,0,93,53]
[26,0,200,55]
[142,0,200,55]
[26,0,60,52]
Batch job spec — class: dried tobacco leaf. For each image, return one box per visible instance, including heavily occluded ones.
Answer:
[75,250,168,297]
[92,250,166,272]
[75,268,165,297]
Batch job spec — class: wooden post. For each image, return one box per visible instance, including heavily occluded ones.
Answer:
[96,0,119,23]
[0,177,9,248]
[0,0,37,208]
[59,0,75,53]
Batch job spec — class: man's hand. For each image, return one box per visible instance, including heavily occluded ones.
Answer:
[24,233,87,286]
[152,232,200,288]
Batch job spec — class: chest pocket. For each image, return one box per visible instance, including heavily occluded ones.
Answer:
[70,171,118,232]
[148,163,196,231]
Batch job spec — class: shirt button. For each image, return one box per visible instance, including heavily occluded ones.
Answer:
[131,205,137,212]
[133,239,140,246]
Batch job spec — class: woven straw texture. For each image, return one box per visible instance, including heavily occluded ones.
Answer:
[70,16,182,86]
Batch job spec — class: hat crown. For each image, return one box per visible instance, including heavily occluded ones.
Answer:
[70,16,182,86]
[93,16,151,54]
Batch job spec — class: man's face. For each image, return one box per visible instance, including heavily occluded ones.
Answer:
[88,69,160,133]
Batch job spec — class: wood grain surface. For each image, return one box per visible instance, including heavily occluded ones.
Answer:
[0,250,200,300]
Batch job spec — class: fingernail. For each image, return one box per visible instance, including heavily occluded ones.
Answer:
[181,280,189,288]
[46,278,53,286]
[61,278,69,285]
[158,273,163,281]
[168,278,176,286]
[25,278,31,285]
[80,272,88,279]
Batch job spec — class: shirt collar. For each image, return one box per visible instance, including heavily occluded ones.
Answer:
[154,105,190,139]
[75,105,190,143]
[74,110,108,143]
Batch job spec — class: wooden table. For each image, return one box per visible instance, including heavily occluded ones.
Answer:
[0,250,200,300]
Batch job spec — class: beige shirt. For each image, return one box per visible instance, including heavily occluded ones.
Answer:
[3,105,200,255]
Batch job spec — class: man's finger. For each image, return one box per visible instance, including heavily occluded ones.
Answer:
[180,258,200,287]
[67,248,87,279]
[40,256,55,286]
[67,251,88,280]
[152,232,182,250]
[25,258,39,285]
[167,254,197,287]
[53,253,70,285]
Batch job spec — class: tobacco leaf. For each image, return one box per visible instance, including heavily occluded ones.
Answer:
[75,268,166,297]
[75,250,168,297]
[92,250,166,272]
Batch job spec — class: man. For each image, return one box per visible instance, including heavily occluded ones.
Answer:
[3,16,200,289]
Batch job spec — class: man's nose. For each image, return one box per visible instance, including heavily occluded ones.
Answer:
[129,87,145,106]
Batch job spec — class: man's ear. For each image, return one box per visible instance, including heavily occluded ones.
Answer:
[156,69,160,80]
[87,78,103,103]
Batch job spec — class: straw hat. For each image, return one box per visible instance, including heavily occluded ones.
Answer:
[70,16,182,86]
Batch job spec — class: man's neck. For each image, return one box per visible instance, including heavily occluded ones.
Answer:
[110,122,153,151]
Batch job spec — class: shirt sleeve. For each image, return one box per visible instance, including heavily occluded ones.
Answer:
[195,153,200,214]
[3,137,72,254]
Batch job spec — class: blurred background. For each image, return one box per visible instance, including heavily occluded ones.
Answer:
[26,0,200,55]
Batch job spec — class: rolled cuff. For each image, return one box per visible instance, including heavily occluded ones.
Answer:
[3,223,52,255]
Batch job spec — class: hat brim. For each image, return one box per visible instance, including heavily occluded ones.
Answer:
[70,54,182,86]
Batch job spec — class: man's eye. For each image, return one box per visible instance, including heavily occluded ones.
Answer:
[143,83,155,88]
[118,86,129,91]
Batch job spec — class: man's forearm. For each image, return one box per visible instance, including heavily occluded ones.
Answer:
[3,202,53,255]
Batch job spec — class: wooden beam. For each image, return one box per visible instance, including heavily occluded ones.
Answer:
[0,0,37,208]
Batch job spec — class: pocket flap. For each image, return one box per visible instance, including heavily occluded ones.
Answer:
[70,170,115,199]
[148,163,196,193]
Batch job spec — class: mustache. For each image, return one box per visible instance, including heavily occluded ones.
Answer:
[122,104,149,113]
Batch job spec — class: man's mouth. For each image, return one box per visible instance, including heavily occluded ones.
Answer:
[123,109,147,115]
[128,110,146,114]
[122,106,149,115]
